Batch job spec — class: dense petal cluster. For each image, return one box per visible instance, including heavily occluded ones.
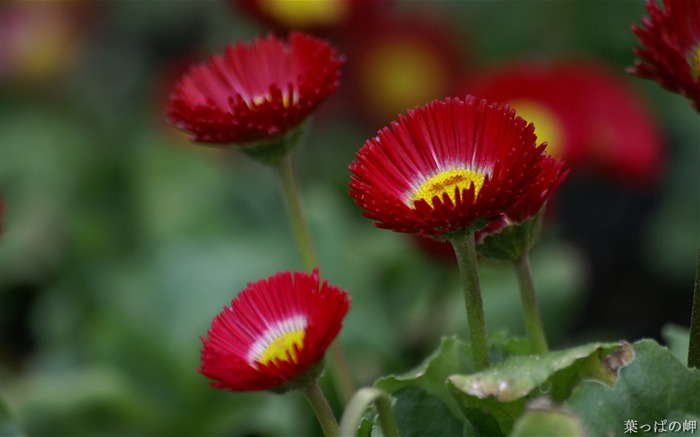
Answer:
[349,96,551,239]
[167,32,343,144]
[199,269,350,392]
[464,60,664,186]
[629,0,700,111]
[502,155,568,225]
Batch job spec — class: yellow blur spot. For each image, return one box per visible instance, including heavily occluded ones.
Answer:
[411,169,485,208]
[689,44,700,80]
[258,0,348,28]
[258,330,305,366]
[360,40,446,122]
[509,100,564,157]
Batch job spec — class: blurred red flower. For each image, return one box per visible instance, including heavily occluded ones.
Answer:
[345,15,467,129]
[0,1,91,87]
[463,60,665,187]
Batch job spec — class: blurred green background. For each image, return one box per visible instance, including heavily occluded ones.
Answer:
[1,1,698,436]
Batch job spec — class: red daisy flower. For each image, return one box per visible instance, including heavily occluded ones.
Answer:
[349,96,550,239]
[630,0,700,111]
[166,32,343,147]
[199,269,350,393]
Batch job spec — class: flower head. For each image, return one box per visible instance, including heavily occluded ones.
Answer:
[166,32,343,148]
[199,269,350,393]
[349,96,551,240]
[629,0,700,111]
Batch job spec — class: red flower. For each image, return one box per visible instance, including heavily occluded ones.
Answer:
[349,96,551,239]
[630,0,700,112]
[199,269,350,392]
[166,32,343,145]
[463,60,664,186]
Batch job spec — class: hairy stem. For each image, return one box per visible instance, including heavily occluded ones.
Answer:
[513,254,549,354]
[272,154,356,403]
[302,381,338,437]
[450,230,490,370]
[688,250,700,369]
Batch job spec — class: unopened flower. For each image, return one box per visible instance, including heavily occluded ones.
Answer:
[630,0,700,111]
[166,32,343,160]
[349,96,551,240]
[199,269,350,393]
[476,156,568,261]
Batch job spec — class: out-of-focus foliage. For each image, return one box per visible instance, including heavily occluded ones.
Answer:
[1,1,697,436]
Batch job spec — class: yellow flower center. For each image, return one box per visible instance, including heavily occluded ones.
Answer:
[411,168,485,208]
[689,43,700,81]
[360,40,446,122]
[248,315,307,367]
[257,0,348,28]
[258,330,305,366]
[509,100,564,157]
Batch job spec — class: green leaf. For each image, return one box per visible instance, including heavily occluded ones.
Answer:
[566,339,700,436]
[356,415,374,437]
[374,334,530,419]
[364,387,464,437]
[447,341,631,436]
[509,399,587,437]
[374,336,474,421]
[662,323,690,365]
[368,333,532,437]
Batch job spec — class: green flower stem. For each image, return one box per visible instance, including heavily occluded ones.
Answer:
[450,230,490,370]
[513,254,549,354]
[689,250,700,369]
[339,388,400,437]
[271,154,356,404]
[273,154,318,272]
[302,380,339,437]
